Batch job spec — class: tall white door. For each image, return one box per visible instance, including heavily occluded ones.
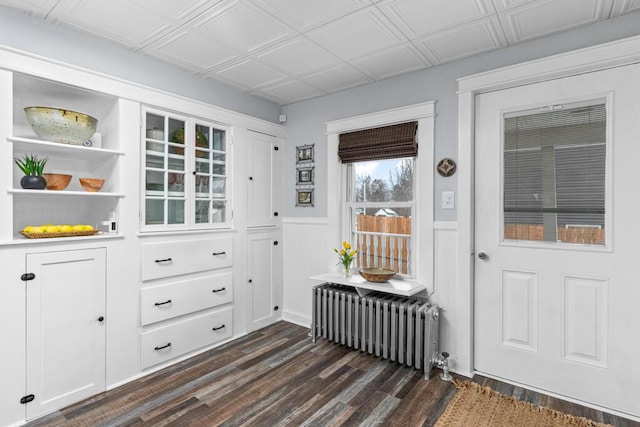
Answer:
[247,131,282,227]
[475,63,640,418]
[25,248,106,420]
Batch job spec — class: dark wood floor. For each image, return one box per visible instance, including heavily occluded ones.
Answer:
[27,321,638,427]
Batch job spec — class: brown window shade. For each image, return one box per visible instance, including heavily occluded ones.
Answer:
[338,121,418,163]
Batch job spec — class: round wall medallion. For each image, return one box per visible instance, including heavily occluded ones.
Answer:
[437,158,457,177]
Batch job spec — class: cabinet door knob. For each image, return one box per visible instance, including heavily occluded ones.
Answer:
[273,212,279,217]
[97,316,105,322]
[249,176,253,181]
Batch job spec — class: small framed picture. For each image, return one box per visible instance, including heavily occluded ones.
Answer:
[296,144,314,164]
[296,189,314,207]
[296,167,314,185]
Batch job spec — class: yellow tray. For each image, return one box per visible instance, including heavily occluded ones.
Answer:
[20,230,99,239]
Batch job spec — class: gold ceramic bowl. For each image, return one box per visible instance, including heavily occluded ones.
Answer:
[79,178,104,192]
[359,268,396,282]
[43,173,72,191]
[24,106,98,145]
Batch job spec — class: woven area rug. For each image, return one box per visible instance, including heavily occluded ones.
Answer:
[435,381,612,427]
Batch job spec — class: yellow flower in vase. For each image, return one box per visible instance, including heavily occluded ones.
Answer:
[334,241,358,277]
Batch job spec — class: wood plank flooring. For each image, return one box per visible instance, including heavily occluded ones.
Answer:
[27,321,639,427]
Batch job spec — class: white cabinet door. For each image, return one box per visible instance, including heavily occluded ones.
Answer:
[247,131,282,227]
[25,248,106,420]
[247,232,282,331]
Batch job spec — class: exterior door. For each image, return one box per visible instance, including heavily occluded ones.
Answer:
[474,63,640,418]
[26,248,106,420]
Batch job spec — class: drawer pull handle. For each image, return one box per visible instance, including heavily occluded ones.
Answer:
[154,342,171,351]
[212,251,226,256]
[212,287,226,293]
[155,258,172,263]
[154,299,172,306]
[212,324,226,331]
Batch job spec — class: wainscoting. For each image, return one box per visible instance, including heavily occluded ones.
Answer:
[27,322,635,427]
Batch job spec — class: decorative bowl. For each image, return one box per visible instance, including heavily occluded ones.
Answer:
[24,106,98,145]
[43,173,72,191]
[359,268,396,283]
[79,178,104,192]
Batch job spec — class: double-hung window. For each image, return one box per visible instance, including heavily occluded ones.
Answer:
[340,122,418,276]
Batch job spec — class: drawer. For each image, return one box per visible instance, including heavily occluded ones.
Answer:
[141,272,233,326]
[141,237,233,281]
[141,307,232,369]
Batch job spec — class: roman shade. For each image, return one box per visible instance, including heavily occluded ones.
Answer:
[338,121,418,163]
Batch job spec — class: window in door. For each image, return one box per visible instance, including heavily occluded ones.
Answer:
[503,100,606,246]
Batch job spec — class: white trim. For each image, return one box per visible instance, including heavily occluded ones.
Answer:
[282,309,311,328]
[434,221,458,230]
[281,217,329,225]
[326,101,435,291]
[326,101,435,134]
[457,34,640,394]
[458,34,640,94]
[0,44,284,137]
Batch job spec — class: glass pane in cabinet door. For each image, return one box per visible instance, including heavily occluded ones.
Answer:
[195,175,209,196]
[168,145,185,171]
[168,118,185,145]
[195,200,209,224]
[146,139,165,155]
[212,177,225,198]
[168,199,185,224]
[168,173,185,196]
[145,199,164,225]
[146,152,164,169]
[195,148,210,162]
[146,113,165,140]
[211,201,226,224]
[212,129,226,151]
[146,170,164,195]
[212,152,226,175]
[195,124,210,149]
[195,157,210,174]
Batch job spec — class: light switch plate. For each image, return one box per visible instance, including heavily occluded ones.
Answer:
[442,191,455,209]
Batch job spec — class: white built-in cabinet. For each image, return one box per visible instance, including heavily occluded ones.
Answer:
[246,131,283,332]
[139,238,234,369]
[141,107,231,231]
[247,232,282,331]
[3,73,125,242]
[25,248,106,421]
[247,130,281,227]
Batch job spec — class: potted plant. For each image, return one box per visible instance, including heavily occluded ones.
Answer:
[14,153,48,190]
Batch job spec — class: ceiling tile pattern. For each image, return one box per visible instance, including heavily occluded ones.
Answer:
[1,0,635,105]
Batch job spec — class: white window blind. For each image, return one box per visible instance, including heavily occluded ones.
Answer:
[503,101,606,245]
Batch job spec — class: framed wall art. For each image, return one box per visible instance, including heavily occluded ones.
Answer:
[296,189,314,207]
[296,167,314,185]
[296,144,314,164]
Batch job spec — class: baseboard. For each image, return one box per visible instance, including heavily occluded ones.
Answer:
[282,309,311,328]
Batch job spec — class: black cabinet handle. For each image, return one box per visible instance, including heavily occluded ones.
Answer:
[155,258,172,263]
[212,252,226,256]
[212,324,226,331]
[212,287,226,293]
[154,299,172,306]
[274,212,279,217]
[154,343,171,351]
[97,316,105,322]
[249,176,253,181]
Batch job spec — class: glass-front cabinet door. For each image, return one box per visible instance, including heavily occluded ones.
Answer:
[142,107,231,231]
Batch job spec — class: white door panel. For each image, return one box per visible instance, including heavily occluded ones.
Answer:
[475,63,640,418]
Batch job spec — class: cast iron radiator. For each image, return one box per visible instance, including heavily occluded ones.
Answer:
[311,283,440,379]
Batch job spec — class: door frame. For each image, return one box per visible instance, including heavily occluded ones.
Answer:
[455,34,640,378]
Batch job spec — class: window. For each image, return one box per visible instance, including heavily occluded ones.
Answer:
[339,121,418,276]
[346,157,414,275]
[503,101,606,245]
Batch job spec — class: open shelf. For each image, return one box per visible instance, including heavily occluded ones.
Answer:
[310,272,426,297]
[9,136,124,160]
[8,188,124,197]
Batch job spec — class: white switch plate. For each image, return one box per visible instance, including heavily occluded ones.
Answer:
[442,191,455,209]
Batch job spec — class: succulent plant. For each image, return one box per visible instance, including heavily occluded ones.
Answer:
[14,153,48,176]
